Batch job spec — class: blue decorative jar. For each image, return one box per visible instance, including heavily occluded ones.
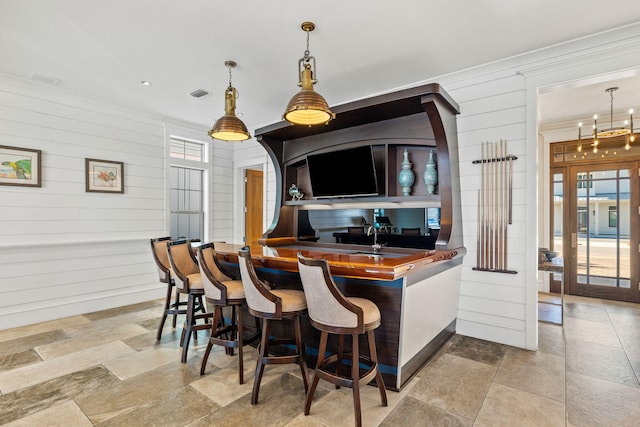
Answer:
[397,149,415,196]
[423,149,438,195]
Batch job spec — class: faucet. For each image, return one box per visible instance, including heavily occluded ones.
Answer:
[367,225,383,253]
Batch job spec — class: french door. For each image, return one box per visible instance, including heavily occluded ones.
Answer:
[563,161,640,302]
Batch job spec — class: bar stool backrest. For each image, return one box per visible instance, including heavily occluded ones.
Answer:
[167,239,199,291]
[238,247,281,317]
[297,254,363,333]
[198,243,233,302]
[150,237,172,283]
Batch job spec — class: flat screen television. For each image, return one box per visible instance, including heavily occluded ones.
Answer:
[306,145,379,199]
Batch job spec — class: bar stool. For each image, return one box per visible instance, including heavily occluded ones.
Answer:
[198,243,259,383]
[237,247,309,405]
[150,237,187,340]
[297,253,387,427]
[167,239,210,363]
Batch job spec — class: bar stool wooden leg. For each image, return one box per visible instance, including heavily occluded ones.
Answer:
[199,306,222,375]
[181,294,195,363]
[368,329,387,406]
[336,334,345,388]
[305,330,327,415]
[172,292,181,328]
[252,318,270,405]
[156,284,173,340]
[351,334,362,427]
[294,315,309,392]
[236,306,244,384]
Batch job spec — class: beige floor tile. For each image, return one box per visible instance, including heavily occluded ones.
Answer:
[564,300,611,322]
[306,386,394,427]
[0,330,69,357]
[189,372,321,427]
[97,386,218,427]
[0,341,135,393]
[380,395,472,426]
[75,359,203,424]
[564,316,622,347]
[82,300,163,321]
[103,346,179,380]
[565,338,639,387]
[474,383,564,427]
[0,316,90,343]
[122,327,183,351]
[0,349,41,373]
[189,364,254,407]
[494,347,565,402]
[567,371,640,426]
[407,353,496,419]
[35,322,148,360]
[0,366,118,425]
[443,334,507,366]
[284,413,331,426]
[537,321,565,357]
[2,399,92,427]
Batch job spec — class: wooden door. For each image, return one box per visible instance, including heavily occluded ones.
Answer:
[244,169,264,245]
[564,161,640,302]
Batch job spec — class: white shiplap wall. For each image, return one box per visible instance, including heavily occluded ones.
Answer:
[0,74,234,330]
[434,23,640,349]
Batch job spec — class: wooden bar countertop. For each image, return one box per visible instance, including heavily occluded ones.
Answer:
[214,241,460,281]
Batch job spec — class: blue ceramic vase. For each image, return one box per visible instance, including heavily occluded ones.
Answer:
[423,149,438,195]
[398,149,415,196]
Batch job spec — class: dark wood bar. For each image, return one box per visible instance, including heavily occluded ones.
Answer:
[215,242,465,391]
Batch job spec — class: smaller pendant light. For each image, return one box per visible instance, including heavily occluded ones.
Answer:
[209,60,250,141]
[283,22,335,126]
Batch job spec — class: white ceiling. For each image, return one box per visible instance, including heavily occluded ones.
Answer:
[1,0,639,135]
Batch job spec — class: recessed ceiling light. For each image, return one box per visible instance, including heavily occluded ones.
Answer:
[141,81,151,86]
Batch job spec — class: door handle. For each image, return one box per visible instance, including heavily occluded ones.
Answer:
[571,233,577,248]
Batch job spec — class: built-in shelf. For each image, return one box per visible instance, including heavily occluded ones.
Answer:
[284,195,440,209]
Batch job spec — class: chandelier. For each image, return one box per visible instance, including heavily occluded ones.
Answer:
[577,87,635,153]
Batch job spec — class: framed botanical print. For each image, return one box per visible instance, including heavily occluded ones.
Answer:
[0,145,42,187]
[85,158,124,193]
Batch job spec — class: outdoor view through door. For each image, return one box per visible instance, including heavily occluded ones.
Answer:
[552,160,640,303]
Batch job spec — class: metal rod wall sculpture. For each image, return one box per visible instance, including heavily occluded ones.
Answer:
[472,140,517,274]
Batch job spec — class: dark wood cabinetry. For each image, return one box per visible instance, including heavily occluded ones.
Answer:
[255,83,462,251]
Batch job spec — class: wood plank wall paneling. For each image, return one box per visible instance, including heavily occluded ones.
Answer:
[439,69,530,348]
[0,76,233,330]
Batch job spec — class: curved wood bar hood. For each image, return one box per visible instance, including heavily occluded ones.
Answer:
[254,82,463,252]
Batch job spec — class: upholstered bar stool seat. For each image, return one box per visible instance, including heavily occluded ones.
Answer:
[198,243,260,384]
[297,253,387,427]
[167,239,211,363]
[269,289,308,312]
[238,247,309,405]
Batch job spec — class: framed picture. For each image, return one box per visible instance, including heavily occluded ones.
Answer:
[85,158,124,193]
[0,145,42,187]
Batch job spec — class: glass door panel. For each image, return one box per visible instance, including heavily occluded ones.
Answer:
[569,163,638,301]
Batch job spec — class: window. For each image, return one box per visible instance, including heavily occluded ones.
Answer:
[577,172,593,189]
[170,138,205,162]
[170,166,204,240]
[608,205,617,228]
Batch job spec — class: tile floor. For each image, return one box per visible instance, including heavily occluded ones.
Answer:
[0,294,639,426]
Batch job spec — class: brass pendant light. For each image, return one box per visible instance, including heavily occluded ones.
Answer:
[209,60,250,141]
[283,22,335,126]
